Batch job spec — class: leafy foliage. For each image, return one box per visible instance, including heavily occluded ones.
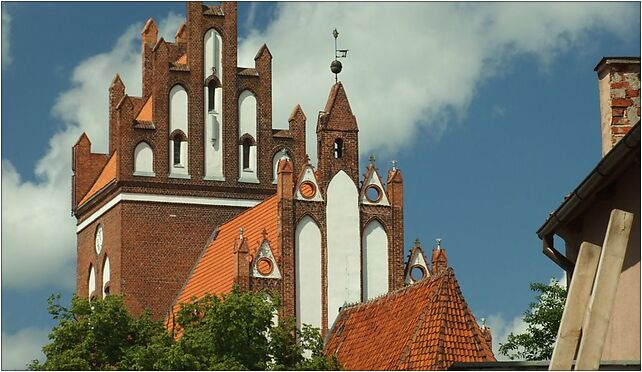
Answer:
[29,289,340,370]
[498,279,567,361]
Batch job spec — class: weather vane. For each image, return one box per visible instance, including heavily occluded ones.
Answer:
[330,28,349,83]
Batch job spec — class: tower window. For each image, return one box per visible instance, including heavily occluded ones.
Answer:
[334,138,343,159]
[170,130,187,168]
[173,138,181,165]
[242,140,251,170]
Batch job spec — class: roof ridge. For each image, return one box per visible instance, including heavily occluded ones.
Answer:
[401,274,450,369]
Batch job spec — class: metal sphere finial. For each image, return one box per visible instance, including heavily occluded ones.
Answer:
[330,28,348,82]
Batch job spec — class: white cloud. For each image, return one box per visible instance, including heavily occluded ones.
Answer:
[485,313,528,360]
[237,2,637,162]
[1,327,50,370]
[1,13,183,291]
[2,8,12,68]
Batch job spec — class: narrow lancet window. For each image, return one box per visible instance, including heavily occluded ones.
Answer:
[242,140,251,170]
[334,138,343,159]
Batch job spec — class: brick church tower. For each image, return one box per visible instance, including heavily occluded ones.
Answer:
[73,1,409,334]
[72,2,306,318]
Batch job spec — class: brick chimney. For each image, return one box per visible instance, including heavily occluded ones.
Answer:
[594,57,641,157]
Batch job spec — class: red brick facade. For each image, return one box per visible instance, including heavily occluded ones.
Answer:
[73,2,305,319]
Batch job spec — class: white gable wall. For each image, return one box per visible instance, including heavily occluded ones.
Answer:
[362,220,389,301]
[327,171,361,327]
[295,216,322,331]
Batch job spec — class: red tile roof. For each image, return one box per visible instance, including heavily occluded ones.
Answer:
[324,268,495,370]
[168,195,279,318]
[78,151,118,206]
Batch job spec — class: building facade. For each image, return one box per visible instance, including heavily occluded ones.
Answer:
[73,2,405,332]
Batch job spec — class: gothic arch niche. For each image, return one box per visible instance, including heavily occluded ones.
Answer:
[88,264,96,300]
[327,170,360,326]
[169,85,189,178]
[133,142,154,176]
[272,149,291,183]
[203,28,223,82]
[362,220,389,301]
[102,256,111,298]
[295,215,322,331]
[238,90,258,183]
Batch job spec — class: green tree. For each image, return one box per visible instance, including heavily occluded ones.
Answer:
[499,279,567,361]
[29,289,340,370]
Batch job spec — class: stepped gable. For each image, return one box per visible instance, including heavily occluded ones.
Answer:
[168,194,279,314]
[78,151,118,207]
[324,267,495,370]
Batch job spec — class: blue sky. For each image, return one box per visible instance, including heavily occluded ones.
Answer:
[1,2,640,369]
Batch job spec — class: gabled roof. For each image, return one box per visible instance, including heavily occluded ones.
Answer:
[325,268,495,370]
[78,151,118,206]
[169,195,279,315]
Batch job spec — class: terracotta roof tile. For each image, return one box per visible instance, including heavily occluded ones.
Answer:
[78,151,118,206]
[168,194,279,318]
[135,95,153,122]
[325,268,495,370]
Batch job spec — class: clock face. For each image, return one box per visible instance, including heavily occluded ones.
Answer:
[95,226,103,254]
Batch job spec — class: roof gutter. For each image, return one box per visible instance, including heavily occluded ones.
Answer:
[536,122,640,268]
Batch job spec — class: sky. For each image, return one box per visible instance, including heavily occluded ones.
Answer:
[1,1,640,369]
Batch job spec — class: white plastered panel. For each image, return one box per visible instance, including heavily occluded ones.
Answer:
[204,86,224,180]
[362,220,389,301]
[88,265,96,297]
[102,256,110,299]
[295,216,322,331]
[169,85,189,177]
[327,171,361,327]
[238,90,258,183]
[203,29,222,81]
[133,142,154,176]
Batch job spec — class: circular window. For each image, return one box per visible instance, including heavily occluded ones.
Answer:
[299,181,317,199]
[410,265,426,282]
[365,185,382,203]
[95,225,103,254]
[257,257,274,276]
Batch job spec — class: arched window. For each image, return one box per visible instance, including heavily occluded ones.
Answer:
[334,138,343,159]
[170,130,187,169]
[133,142,154,176]
[242,139,251,170]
